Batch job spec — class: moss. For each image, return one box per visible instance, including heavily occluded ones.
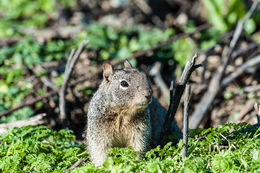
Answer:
[0,123,259,172]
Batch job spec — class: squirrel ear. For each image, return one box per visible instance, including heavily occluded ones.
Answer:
[124,60,132,68]
[103,63,114,82]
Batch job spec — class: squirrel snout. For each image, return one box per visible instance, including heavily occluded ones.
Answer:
[144,93,152,100]
[145,95,151,100]
[144,90,152,100]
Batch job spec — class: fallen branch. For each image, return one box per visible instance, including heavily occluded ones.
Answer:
[59,41,88,128]
[17,25,83,42]
[0,113,47,135]
[0,90,57,118]
[232,42,260,58]
[234,99,256,123]
[182,84,191,159]
[244,84,260,93]
[236,102,260,133]
[0,38,20,48]
[221,55,260,88]
[189,1,259,129]
[160,54,201,144]
[41,77,59,90]
[0,24,210,118]
[68,158,88,171]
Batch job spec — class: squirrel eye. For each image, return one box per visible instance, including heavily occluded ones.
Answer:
[120,80,129,87]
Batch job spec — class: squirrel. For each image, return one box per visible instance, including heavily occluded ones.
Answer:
[86,60,180,166]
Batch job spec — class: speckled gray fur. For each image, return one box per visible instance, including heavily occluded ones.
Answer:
[86,61,180,166]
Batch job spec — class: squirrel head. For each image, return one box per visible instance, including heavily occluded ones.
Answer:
[102,60,152,112]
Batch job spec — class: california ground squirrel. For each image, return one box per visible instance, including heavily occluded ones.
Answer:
[86,60,180,166]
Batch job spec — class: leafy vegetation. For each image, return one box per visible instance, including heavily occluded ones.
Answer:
[0,123,259,172]
[74,123,260,172]
[0,38,73,123]
[0,125,87,173]
[203,0,257,34]
[76,23,175,61]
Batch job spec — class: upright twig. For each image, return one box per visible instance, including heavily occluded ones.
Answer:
[189,1,260,129]
[150,62,169,98]
[160,54,201,144]
[165,80,176,131]
[182,84,191,159]
[59,40,89,128]
[201,46,215,83]
[254,102,260,124]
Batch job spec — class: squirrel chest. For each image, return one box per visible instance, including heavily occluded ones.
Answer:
[101,109,149,147]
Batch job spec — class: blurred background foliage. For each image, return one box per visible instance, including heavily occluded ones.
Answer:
[0,0,259,123]
[203,0,259,34]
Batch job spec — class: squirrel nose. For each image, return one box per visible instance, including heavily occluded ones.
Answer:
[145,95,151,100]
[144,91,152,100]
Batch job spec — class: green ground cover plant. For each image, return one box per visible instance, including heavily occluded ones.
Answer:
[0,125,87,173]
[0,123,259,172]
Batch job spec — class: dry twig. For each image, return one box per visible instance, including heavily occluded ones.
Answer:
[160,54,201,144]
[201,46,215,83]
[244,84,260,93]
[182,84,191,159]
[232,42,260,58]
[17,25,83,42]
[59,41,88,128]
[41,77,59,90]
[0,113,47,135]
[0,90,57,118]
[254,102,260,124]
[150,62,169,98]
[234,99,256,123]
[221,55,260,88]
[68,158,88,171]
[0,38,20,47]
